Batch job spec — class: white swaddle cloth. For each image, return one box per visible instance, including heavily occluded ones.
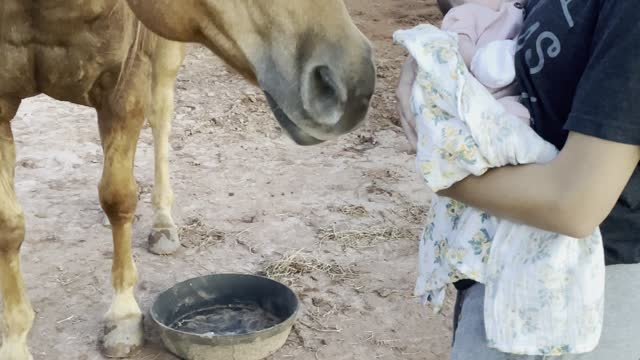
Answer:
[471,39,517,90]
[393,24,605,356]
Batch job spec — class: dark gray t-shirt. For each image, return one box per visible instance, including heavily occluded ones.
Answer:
[515,0,640,265]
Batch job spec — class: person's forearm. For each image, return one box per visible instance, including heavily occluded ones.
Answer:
[394,52,640,236]
[439,133,640,238]
[438,162,584,236]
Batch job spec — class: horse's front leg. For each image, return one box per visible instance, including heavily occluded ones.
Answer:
[0,99,34,360]
[97,100,145,358]
[147,40,186,255]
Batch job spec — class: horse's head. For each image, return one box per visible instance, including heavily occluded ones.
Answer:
[127,0,376,145]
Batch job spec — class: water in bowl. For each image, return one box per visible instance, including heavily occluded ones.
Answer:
[169,302,283,337]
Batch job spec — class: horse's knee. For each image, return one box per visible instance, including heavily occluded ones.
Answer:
[0,207,25,253]
[99,179,138,226]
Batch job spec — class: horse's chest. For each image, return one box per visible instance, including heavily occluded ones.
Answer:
[0,0,135,105]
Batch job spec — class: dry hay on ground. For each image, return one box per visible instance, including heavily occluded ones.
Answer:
[317,226,414,250]
[329,204,370,217]
[262,251,358,285]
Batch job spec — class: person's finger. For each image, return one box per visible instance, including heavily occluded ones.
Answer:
[397,102,418,151]
[396,62,416,99]
[395,57,420,150]
[397,95,416,133]
[402,121,418,151]
[396,58,418,124]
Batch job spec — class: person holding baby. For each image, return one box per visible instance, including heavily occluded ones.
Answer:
[395,0,640,359]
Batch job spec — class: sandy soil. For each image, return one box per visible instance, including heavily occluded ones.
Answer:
[6,1,454,359]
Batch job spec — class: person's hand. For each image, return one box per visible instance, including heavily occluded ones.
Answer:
[396,56,418,152]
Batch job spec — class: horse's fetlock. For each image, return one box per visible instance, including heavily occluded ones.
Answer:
[0,209,25,252]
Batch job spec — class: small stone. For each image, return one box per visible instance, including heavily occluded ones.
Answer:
[42,234,61,242]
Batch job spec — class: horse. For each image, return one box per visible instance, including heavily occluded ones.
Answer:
[0,1,376,358]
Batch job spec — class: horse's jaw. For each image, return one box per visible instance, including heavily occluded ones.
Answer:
[263,92,325,146]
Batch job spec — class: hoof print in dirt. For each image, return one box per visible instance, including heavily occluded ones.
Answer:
[180,217,226,250]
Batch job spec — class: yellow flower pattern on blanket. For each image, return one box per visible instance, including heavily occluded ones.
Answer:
[394,24,605,356]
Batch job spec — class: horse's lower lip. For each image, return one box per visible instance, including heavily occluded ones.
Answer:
[263,92,324,146]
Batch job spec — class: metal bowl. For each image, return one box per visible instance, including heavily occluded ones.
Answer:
[150,274,299,360]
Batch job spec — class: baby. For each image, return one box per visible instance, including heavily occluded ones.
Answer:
[393,0,605,354]
[437,0,530,123]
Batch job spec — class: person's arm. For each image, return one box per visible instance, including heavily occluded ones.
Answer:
[439,132,640,238]
[441,1,640,238]
[396,1,640,238]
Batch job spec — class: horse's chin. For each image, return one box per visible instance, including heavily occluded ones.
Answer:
[263,92,326,146]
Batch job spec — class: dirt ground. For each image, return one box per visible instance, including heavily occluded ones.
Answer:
[7,1,454,359]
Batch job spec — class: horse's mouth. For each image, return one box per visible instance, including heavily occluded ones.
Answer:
[263,92,325,146]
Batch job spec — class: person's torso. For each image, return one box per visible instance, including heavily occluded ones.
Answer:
[515,0,640,264]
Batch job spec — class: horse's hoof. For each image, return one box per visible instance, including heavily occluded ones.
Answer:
[148,227,180,255]
[102,315,144,358]
[0,344,33,360]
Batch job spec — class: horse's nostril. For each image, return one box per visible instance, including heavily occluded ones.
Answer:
[313,66,338,101]
[303,65,346,126]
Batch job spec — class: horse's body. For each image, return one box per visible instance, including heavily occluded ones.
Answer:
[2,0,186,257]
[0,1,375,358]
